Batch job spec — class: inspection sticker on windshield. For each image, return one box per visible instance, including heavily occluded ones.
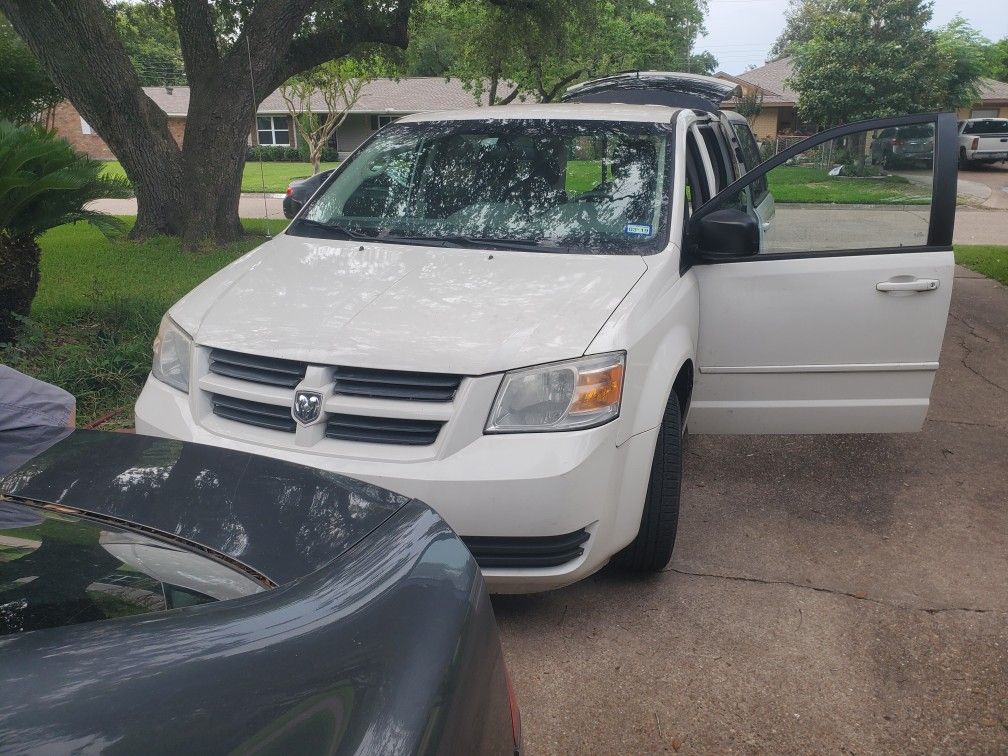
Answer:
[625,223,652,237]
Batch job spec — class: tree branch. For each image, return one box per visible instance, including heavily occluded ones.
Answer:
[171,0,220,77]
[274,4,412,85]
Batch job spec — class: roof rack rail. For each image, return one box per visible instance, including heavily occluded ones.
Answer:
[562,71,741,112]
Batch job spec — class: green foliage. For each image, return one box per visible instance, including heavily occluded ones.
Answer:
[769,0,842,60]
[0,16,61,125]
[111,3,185,86]
[981,38,1008,83]
[932,17,989,110]
[734,90,764,122]
[0,121,131,240]
[789,0,985,128]
[1,217,286,426]
[410,0,712,104]
[246,145,304,162]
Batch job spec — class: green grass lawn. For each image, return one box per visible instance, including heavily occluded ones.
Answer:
[4,218,1005,429]
[767,166,931,205]
[954,245,1008,286]
[100,160,339,194]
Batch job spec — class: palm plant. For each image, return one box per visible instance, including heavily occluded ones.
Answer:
[0,121,131,344]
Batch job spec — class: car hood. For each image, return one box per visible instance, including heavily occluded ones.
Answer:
[172,233,647,374]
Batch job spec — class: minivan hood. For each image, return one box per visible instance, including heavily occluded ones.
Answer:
[173,233,647,375]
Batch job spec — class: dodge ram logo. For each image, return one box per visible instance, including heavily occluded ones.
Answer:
[292,390,323,425]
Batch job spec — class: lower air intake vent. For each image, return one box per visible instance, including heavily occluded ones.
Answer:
[461,529,590,568]
[325,414,443,445]
[211,394,296,433]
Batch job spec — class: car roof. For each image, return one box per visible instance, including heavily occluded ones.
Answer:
[0,430,410,585]
[398,102,683,124]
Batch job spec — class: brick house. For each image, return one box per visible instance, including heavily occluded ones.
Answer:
[717,56,1008,141]
[53,77,492,161]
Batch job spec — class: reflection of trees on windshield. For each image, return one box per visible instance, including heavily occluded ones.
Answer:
[301,120,672,254]
[2,432,409,584]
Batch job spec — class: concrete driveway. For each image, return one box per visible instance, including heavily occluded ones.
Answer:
[494,266,1007,754]
[958,163,1008,210]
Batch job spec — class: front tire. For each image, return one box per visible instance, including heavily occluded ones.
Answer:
[612,393,683,572]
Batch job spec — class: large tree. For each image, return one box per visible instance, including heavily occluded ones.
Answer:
[0,1,521,248]
[790,0,984,128]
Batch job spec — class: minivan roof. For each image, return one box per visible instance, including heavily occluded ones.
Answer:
[399,102,684,124]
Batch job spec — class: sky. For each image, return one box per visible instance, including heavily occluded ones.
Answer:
[696,0,1008,74]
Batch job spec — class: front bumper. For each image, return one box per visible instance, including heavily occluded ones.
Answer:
[136,375,657,592]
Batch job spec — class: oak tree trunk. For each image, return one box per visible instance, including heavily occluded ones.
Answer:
[0,0,410,248]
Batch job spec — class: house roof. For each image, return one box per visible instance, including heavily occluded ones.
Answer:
[143,77,492,117]
[719,56,1008,106]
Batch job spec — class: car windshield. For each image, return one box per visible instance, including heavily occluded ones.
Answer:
[293,119,674,254]
[0,499,265,636]
[963,120,1008,135]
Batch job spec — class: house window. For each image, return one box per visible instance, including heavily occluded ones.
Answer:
[257,116,290,146]
[971,108,998,119]
[369,115,395,131]
[80,117,93,135]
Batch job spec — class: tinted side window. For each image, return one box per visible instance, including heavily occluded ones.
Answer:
[731,122,768,202]
[963,120,1008,135]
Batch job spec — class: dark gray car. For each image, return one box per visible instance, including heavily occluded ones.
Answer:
[0,429,521,754]
[284,169,334,218]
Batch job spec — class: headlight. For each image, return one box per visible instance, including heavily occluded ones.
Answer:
[151,315,192,393]
[486,352,625,433]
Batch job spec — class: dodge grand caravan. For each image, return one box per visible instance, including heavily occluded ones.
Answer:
[136,73,957,592]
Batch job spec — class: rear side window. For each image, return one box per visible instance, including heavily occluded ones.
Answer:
[963,120,1008,135]
[731,121,768,202]
[0,500,265,636]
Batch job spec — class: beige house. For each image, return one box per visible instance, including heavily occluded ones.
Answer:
[718,56,1008,141]
[53,77,492,161]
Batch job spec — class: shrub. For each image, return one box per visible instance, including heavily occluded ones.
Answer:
[0,121,130,345]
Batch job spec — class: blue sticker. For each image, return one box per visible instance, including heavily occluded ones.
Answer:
[625,223,652,237]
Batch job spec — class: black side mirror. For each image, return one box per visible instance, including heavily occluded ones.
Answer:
[695,208,759,259]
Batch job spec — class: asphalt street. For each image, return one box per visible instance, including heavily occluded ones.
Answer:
[494,266,1007,754]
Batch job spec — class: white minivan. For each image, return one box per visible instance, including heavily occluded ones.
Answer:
[137,73,957,592]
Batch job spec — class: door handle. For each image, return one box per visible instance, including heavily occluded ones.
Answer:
[876,279,940,292]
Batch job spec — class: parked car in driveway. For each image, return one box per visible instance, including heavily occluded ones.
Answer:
[871,124,935,167]
[0,429,520,754]
[284,169,335,218]
[958,118,1008,165]
[136,72,958,592]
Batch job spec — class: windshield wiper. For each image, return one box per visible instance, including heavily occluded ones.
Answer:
[379,233,559,253]
[293,218,377,241]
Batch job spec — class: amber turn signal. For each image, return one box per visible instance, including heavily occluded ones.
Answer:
[569,363,624,414]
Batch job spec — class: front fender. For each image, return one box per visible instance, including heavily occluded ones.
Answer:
[589,258,699,446]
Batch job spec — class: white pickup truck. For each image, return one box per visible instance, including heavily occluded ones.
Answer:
[958,118,1008,165]
[136,73,957,592]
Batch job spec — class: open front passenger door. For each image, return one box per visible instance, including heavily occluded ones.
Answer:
[686,112,957,434]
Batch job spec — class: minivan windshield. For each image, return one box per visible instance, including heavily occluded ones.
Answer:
[293,119,673,254]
